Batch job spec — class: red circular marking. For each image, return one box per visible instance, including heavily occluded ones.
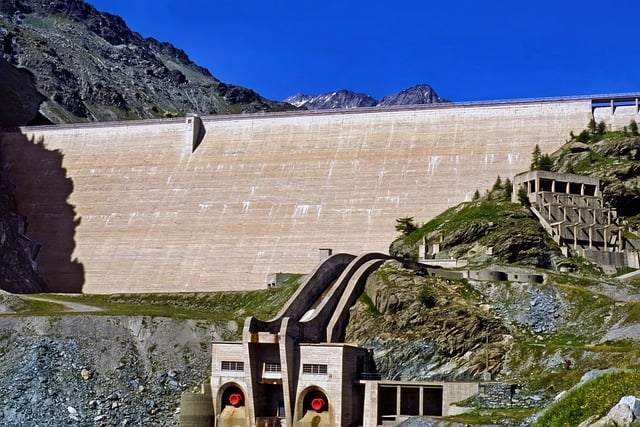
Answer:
[310,397,325,411]
[229,393,242,406]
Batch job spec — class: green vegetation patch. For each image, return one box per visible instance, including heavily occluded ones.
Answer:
[444,406,537,425]
[533,370,640,427]
[11,275,302,327]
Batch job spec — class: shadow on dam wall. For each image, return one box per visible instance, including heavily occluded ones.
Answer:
[0,131,84,292]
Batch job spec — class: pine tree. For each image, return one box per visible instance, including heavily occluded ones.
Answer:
[530,145,541,170]
[395,217,417,235]
[503,177,513,200]
[492,175,502,192]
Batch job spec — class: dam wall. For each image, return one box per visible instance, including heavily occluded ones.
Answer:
[2,96,635,293]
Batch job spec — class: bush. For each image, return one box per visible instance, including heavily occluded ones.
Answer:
[537,153,554,171]
[419,286,436,308]
[517,186,530,207]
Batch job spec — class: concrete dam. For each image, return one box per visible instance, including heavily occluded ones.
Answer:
[1,94,639,293]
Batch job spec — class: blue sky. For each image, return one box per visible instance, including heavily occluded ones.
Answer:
[86,1,639,103]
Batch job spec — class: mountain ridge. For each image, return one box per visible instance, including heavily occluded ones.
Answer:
[285,83,449,110]
[0,0,297,125]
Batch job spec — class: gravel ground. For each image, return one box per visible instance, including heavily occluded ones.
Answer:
[0,315,232,426]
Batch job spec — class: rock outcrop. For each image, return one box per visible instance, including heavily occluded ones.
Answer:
[552,133,640,218]
[346,260,512,380]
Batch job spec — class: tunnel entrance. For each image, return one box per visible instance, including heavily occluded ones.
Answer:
[219,384,249,427]
[297,388,331,427]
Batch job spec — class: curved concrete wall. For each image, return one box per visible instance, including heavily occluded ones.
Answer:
[0,99,599,293]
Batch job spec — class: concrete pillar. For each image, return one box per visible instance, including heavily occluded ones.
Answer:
[396,386,401,418]
[362,382,379,427]
[180,391,215,427]
[419,386,424,416]
[185,114,204,154]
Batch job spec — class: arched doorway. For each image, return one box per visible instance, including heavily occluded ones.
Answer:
[218,383,250,427]
[295,387,331,427]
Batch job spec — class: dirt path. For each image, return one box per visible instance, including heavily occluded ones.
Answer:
[20,295,103,313]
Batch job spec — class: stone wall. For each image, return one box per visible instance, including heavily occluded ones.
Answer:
[0,99,606,293]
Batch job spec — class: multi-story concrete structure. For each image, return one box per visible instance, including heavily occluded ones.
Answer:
[206,252,478,427]
[1,94,639,293]
[513,170,638,268]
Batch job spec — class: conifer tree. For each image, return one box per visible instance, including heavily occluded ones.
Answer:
[530,145,541,170]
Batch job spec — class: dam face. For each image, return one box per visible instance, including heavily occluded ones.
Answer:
[1,97,635,293]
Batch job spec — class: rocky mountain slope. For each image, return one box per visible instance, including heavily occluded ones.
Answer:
[0,313,230,426]
[285,84,448,110]
[0,0,296,126]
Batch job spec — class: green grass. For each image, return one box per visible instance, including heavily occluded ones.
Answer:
[357,292,380,316]
[7,275,302,328]
[444,407,537,425]
[409,199,526,246]
[532,370,640,427]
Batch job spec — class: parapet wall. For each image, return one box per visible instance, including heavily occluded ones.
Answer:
[2,96,635,293]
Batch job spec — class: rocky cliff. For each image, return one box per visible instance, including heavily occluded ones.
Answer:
[285,84,448,110]
[0,156,47,293]
[346,260,512,381]
[0,0,296,125]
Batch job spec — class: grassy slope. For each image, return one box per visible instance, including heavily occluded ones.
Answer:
[5,275,301,336]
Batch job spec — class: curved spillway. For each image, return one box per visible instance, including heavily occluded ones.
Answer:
[244,252,389,343]
[245,253,356,335]
[296,252,389,343]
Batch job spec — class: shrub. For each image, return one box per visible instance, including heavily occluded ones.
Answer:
[538,153,554,171]
[517,186,530,207]
[419,286,436,308]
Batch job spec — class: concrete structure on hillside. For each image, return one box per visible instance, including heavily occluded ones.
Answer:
[513,170,639,268]
[203,252,478,427]
[1,94,639,293]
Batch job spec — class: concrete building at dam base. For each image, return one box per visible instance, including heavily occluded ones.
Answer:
[181,252,481,427]
[2,93,640,294]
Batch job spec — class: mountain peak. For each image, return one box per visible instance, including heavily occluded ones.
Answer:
[378,84,448,107]
[285,84,448,111]
[285,90,377,110]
